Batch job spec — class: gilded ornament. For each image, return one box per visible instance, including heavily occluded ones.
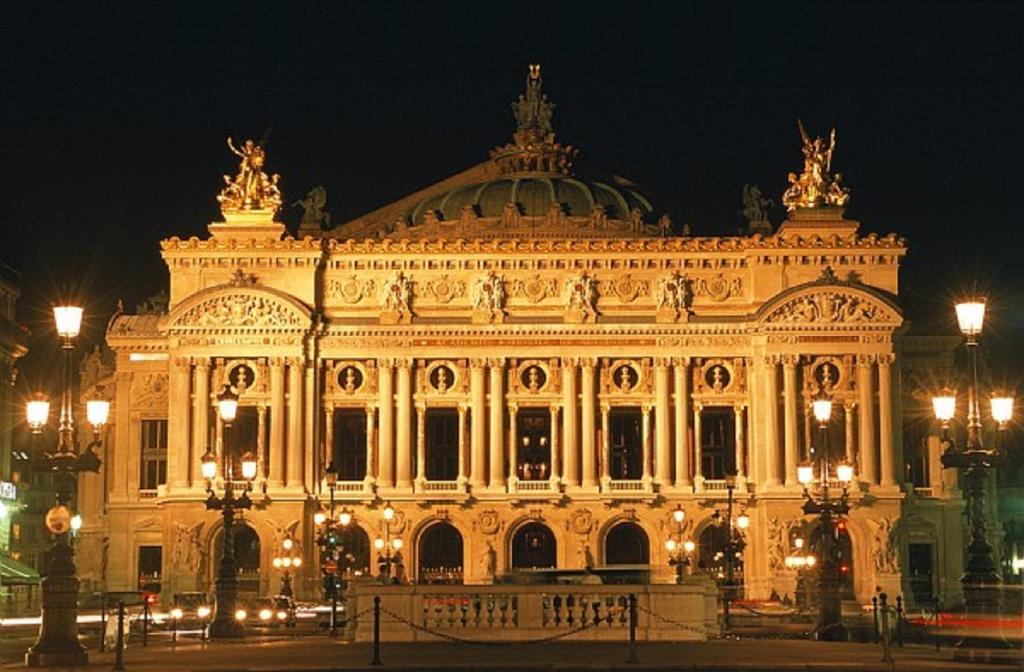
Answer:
[781,121,850,211]
[217,137,282,213]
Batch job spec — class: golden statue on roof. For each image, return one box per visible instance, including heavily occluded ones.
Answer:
[782,121,850,211]
[491,64,577,175]
[217,137,283,213]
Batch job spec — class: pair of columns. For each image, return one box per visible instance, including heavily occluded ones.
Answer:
[764,353,897,488]
[168,357,305,491]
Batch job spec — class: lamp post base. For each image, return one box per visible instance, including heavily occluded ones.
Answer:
[25,649,88,668]
[207,617,246,639]
[815,622,849,642]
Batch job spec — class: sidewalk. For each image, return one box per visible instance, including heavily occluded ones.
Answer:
[3,637,1019,671]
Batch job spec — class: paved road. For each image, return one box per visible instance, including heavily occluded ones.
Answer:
[2,633,1020,671]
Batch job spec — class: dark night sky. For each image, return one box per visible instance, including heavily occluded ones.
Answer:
[2,1,1022,395]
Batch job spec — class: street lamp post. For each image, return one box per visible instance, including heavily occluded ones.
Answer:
[315,462,353,635]
[664,505,695,584]
[799,391,854,642]
[711,473,749,635]
[272,536,302,598]
[375,503,403,584]
[202,384,257,639]
[932,299,1015,660]
[25,306,107,668]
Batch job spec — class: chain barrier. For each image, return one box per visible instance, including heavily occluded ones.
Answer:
[377,605,596,646]
[633,602,709,635]
[732,601,812,618]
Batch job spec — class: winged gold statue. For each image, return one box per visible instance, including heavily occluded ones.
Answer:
[782,121,850,211]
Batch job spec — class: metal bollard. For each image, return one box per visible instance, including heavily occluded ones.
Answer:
[370,596,382,666]
[171,616,177,647]
[871,596,879,644]
[895,595,903,648]
[331,591,338,637]
[113,601,126,671]
[879,593,893,663]
[627,593,638,664]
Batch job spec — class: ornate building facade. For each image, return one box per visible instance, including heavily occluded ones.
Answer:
[85,67,966,607]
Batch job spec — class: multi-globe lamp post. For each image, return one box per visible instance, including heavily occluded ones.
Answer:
[200,384,258,639]
[931,299,1014,659]
[710,473,749,634]
[664,505,695,584]
[798,390,855,642]
[272,536,302,598]
[24,306,108,667]
[375,503,403,583]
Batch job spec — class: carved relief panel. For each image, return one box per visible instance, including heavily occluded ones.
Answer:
[691,357,747,402]
[324,360,379,398]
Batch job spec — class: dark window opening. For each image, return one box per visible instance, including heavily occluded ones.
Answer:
[418,522,464,584]
[215,524,260,594]
[516,409,551,480]
[700,408,735,480]
[511,522,556,570]
[332,408,367,481]
[139,419,168,490]
[426,409,459,481]
[908,543,934,604]
[225,407,261,480]
[698,524,744,593]
[610,408,643,479]
[138,546,162,593]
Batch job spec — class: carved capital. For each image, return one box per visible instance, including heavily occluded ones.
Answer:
[560,357,578,369]
[876,353,896,367]
[488,357,506,369]
[856,353,875,367]
[377,357,395,370]
[470,357,489,369]
[395,358,412,371]
[671,356,691,369]
[780,354,800,368]
[172,356,191,369]
[654,357,671,369]
[191,356,210,369]
[578,357,597,369]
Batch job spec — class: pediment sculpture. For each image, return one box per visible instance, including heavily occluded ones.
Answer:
[471,271,506,323]
[174,293,305,329]
[379,271,414,324]
[765,291,891,324]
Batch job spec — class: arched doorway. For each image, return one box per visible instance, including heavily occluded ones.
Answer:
[337,525,372,577]
[417,522,464,584]
[697,523,744,592]
[214,523,261,594]
[604,522,650,565]
[511,522,556,570]
[808,523,855,600]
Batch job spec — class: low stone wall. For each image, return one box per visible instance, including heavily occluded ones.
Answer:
[346,578,718,642]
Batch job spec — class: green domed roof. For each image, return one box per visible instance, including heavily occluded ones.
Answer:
[407,175,653,224]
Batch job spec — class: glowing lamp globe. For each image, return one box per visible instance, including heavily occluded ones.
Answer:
[932,392,956,423]
[665,538,678,552]
[53,306,84,339]
[794,537,804,549]
[216,385,239,423]
[26,397,50,431]
[383,504,395,521]
[282,537,294,551]
[200,449,218,481]
[672,507,686,524]
[955,301,986,336]
[736,513,750,530]
[797,465,814,486]
[339,511,352,527]
[683,540,695,553]
[313,511,327,526]
[293,557,302,568]
[273,557,282,569]
[240,452,258,481]
[836,463,854,483]
[806,555,817,567]
[811,394,833,424]
[991,395,1014,426]
[86,399,110,427]
[374,537,385,551]
[70,514,83,532]
[391,538,403,552]
[325,461,339,486]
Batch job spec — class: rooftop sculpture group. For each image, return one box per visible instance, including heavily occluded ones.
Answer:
[217,137,283,213]
[782,121,850,211]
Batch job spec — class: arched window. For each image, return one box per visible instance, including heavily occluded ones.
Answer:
[337,525,371,577]
[697,523,744,591]
[417,522,464,584]
[511,522,556,570]
[604,522,650,565]
[215,523,261,594]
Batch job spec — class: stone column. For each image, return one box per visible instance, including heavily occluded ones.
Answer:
[365,405,376,482]
[489,358,506,490]
[470,359,487,488]
[323,403,334,474]
[655,359,671,485]
[580,359,598,488]
[415,404,426,484]
[673,358,691,488]
[764,357,782,487]
[457,404,468,483]
[192,358,210,488]
[168,356,191,491]
[561,358,579,487]
[548,405,561,483]
[844,401,856,466]
[508,404,519,483]
[877,354,896,487]
[112,370,132,499]
[257,405,267,479]
[641,404,652,481]
[857,355,878,485]
[782,355,800,487]
[286,359,304,488]
[268,359,286,487]
[395,359,413,488]
[734,405,746,479]
[377,360,394,488]
[693,403,703,487]
[600,404,611,482]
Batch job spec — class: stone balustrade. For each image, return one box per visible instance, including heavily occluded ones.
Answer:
[345,579,718,642]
